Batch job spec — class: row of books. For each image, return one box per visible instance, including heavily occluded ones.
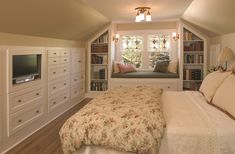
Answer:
[93,33,108,44]
[90,82,108,91]
[91,44,108,53]
[183,31,201,41]
[91,55,108,64]
[184,54,203,64]
[183,69,202,80]
[183,82,202,91]
[92,68,107,79]
[184,42,203,51]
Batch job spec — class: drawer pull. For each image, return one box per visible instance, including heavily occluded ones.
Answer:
[81,76,84,79]
[36,110,39,113]
[53,101,56,105]
[64,59,67,61]
[18,119,22,123]
[64,69,66,72]
[64,83,67,85]
[64,96,67,99]
[36,93,40,96]
[74,79,77,81]
[168,86,170,89]
[53,86,56,89]
[64,52,67,54]
[53,72,56,74]
[78,60,81,63]
[53,60,57,63]
[53,52,56,55]
[18,99,22,103]
[74,91,77,94]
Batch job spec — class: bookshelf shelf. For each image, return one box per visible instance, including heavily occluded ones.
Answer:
[182,27,206,91]
[89,30,109,92]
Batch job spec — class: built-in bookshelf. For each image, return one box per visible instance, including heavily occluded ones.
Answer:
[183,28,206,91]
[89,31,109,92]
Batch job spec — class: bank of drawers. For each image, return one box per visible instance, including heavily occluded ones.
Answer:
[8,85,44,135]
[70,49,85,102]
[47,49,70,112]
[48,88,70,112]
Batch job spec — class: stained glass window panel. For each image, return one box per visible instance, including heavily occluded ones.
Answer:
[148,34,171,52]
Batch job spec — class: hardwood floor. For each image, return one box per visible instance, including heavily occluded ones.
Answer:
[6,98,92,154]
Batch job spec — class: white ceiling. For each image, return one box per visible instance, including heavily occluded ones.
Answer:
[0,0,109,41]
[182,0,235,36]
[81,0,193,22]
[0,0,234,41]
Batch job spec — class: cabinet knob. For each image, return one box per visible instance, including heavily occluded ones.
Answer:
[53,52,56,55]
[64,69,66,72]
[74,79,77,81]
[53,86,56,89]
[64,59,67,61]
[53,72,56,74]
[64,52,67,54]
[36,110,39,113]
[78,60,81,63]
[53,101,56,104]
[168,86,170,89]
[53,60,57,63]
[64,83,67,85]
[18,99,22,103]
[18,119,22,123]
[74,91,77,93]
[36,93,40,96]
[64,96,67,99]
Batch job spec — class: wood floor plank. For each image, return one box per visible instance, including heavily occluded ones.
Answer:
[6,98,92,154]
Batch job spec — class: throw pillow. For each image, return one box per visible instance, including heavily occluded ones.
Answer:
[118,63,137,73]
[153,61,170,73]
[168,60,178,73]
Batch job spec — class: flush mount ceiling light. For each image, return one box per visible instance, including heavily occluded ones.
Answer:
[135,7,152,22]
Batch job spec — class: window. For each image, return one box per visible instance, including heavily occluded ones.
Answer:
[117,30,176,70]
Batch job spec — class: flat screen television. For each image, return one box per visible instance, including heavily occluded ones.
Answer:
[12,54,41,84]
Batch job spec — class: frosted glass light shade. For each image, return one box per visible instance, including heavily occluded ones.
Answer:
[135,15,141,22]
[146,14,151,22]
[140,13,145,20]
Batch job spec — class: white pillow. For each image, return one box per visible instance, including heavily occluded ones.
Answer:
[113,61,123,73]
[167,60,178,73]
[199,71,231,102]
[212,74,235,119]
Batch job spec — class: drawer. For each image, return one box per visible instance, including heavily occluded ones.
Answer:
[9,86,43,113]
[48,66,60,80]
[9,103,44,135]
[48,57,60,65]
[60,50,70,57]
[71,73,85,84]
[48,50,60,57]
[48,90,70,112]
[71,82,85,99]
[71,62,83,74]
[60,57,69,64]
[48,64,70,80]
[59,65,70,76]
[48,78,69,95]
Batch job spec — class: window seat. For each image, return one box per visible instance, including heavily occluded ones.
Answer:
[111,71,179,78]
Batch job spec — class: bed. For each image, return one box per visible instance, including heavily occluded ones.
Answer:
[60,71,235,154]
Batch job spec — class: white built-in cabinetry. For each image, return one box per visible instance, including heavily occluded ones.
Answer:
[70,48,85,103]
[0,46,85,154]
[7,48,46,136]
[47,48,71,112]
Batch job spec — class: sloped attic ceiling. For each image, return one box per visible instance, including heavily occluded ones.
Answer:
[0,0,109,41]
[182,0,235,37]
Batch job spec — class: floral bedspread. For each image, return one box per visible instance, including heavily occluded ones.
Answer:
[59,86,166,154]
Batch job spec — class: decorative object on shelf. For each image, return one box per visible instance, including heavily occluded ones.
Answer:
[113,34,120,42]
[218,47,235,70]
[135,7,151,22]
[172,32,179,40]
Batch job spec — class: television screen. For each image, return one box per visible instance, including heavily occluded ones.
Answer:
[13,54,40,79]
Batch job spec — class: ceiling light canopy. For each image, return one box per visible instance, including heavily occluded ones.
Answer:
[135,7,151,22]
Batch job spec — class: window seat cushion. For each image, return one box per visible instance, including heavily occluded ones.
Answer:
[111,71,179,78]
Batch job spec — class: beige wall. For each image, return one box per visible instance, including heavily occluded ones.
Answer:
[0,32,84,47]
[211,33,235,53]
[116,21,177,31]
